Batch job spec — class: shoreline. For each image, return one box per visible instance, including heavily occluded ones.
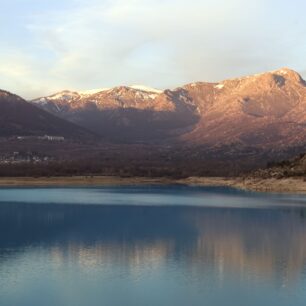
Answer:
[0,176,174,187]
[180,177,306,194]
[0,176,305,194]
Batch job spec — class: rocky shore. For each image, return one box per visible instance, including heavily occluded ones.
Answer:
[181,177,306,194]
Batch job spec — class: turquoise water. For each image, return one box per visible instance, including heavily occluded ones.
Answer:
[1,185,306,306]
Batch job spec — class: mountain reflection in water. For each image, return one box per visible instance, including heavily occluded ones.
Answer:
[1,202,306,284]
[1,187,306,306]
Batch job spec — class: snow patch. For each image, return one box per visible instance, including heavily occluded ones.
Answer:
[276,69,288,75]
[214,84,224,90]
[148,94,159,99]
[48,91,79,101]
[32,97,48,105]
[54,103,61,112]
[79,88,110,96]
[129,85,162,94]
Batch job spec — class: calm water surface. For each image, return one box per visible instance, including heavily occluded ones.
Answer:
[1,185,306,306]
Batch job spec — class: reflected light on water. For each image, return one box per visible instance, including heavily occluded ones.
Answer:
[1,187,306,306]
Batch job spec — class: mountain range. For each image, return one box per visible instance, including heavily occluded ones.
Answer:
[31,85,198,142]
[1,67,306,176]
[30,68,306,148]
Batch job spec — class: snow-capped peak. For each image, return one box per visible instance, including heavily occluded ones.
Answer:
[128,85,163,94]
[78,88,110,96]
[49,91,78,99]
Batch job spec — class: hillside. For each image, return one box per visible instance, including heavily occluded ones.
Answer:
[31,68,306,149]
[0,67,304,177]
[182,68,306,149]
[0,90,94,140]
[251,153,306,179]
[32,86,198,142]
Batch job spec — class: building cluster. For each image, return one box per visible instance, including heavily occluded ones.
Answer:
[16,135,65,141]
[0,151,53,164]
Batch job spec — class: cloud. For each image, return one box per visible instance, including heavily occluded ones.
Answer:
[1,0,305,98]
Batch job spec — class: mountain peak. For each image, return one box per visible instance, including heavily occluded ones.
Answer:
[218,67,306,91]
[272,67,298,74]
[271,67,305,84]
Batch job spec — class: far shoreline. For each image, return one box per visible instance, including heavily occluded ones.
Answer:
[0,176,305,194]
[182,177,306,194]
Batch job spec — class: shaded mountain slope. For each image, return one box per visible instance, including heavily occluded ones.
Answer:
[0,90,94,139]
[32,86,198,142]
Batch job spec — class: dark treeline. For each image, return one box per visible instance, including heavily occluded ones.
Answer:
[0,158,255,178]
[1,138,305,178]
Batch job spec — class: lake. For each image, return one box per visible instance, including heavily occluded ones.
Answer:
[1,185,306,306]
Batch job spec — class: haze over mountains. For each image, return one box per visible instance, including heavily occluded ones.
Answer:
[30,68,306,148]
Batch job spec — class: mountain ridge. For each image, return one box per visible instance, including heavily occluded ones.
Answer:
[31,85,198,142]
[1,67,306,177]
[29,67,306,146]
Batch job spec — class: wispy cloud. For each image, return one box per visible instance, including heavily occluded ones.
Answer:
[0,0,305,98]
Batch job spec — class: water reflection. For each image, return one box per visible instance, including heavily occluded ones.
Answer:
[1,201,306,287]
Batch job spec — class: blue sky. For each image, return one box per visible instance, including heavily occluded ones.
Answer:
[1,0,305,98]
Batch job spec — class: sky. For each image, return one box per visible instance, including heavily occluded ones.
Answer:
[0,0,305,99]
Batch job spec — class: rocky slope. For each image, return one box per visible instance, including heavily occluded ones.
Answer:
[251,152,306,179]
[32,86,198,142]
[0,90,94,139]
[182,68,306,149]
[31,68,306,149]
